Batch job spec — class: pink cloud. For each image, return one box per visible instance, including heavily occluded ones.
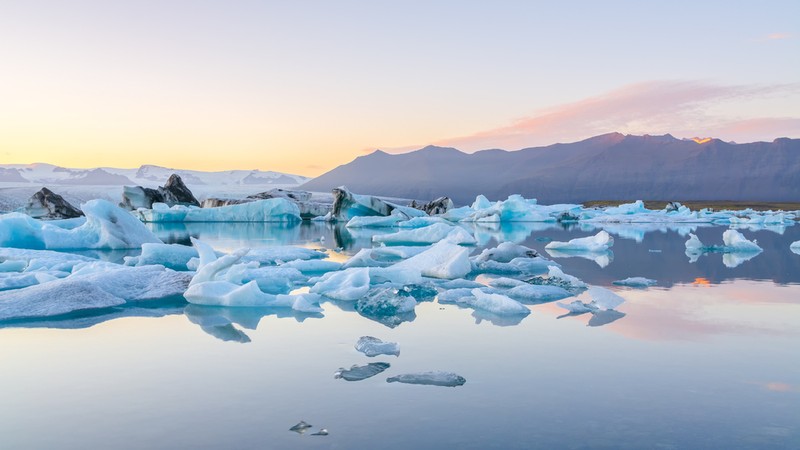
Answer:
[765,32,792,40]
[429,80,800,151]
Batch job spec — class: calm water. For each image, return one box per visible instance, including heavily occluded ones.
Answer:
[1,222,799,449]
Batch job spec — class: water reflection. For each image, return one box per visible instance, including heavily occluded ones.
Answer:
[184,304,323,342]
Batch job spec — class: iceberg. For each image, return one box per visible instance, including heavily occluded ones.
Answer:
[721,229,762,253]
[556,300,595,314]
[120,174,200,210]
[407,196,454,216]
[0,199,161,250]
[335,362,391,381]
[135,198,301,223]
[612,277,657,288]
[355,336,400,357]
[373,223,476,245]
[390,241,471,279]
[587,286,625,310]
[310,267,371,301]
[545,230,614,252]
[472,242,539,263]
[792,240,800,255]
[544,248,613,268]
[124,243,198,270]
[386,371,466,387]
[331,187,425,222]
[527,266,587,291]
[0,264,191,321]
[505,284,572,302]
[355,286,417,318]
[461,289,531,316]
[345,212,405,228]
[24,187,83,219]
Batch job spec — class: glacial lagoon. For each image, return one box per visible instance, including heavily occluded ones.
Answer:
[1,221,799,449]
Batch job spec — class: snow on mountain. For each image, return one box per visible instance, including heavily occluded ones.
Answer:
[0,163,309,187]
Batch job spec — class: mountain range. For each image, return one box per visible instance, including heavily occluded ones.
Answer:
[300,133,800,205]
[0,164,309,187]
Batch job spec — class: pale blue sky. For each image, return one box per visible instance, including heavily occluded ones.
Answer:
[1,0,798,174]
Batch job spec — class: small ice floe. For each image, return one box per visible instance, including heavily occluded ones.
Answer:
[612,277,657,288]
[526,266,587,292]
[545,231,614,252]
[387,371,466,387]
[556,286,625,314]
[722,229,762,253]
[335,362,391,381]
[791,240,800,255]
[311,429,329,436]
[355,336,400,357]
[289,421,313,434]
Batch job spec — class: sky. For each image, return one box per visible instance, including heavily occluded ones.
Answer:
[0,0,798,176]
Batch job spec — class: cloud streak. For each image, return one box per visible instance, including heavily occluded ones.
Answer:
[429,80,800,151]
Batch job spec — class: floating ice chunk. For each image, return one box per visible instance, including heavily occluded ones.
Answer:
[603,200,648,215]
[391,241,471,279]
[612,277,657,288]
[280,259,342,273]
[0,280,126,321]
[472,242,539,263]
[487,277,527,288]
[373,223,476,245]
[433,279,485,290]
[242,246,327,265]
[387,371,466,387]
[461,289,530,316]
[792,240,800,255]
[289,421,313,434]
[184,279,321,309]
[335,362,391,381]
[396,217,451,228]
[368,266,424,285]
[0,265,191,321]
[345,213,404,228]
[0,259,28,272]
[342,249,391,268]
[310,267,371,301]
[505,284,571,302]
[722,229,762,253]
[311,429,329,436]
[0,272,63,290]
[355,286,416,317]
[437,287,487,304]
[0,200,161,250]
[685,233,706,254]
[355,336,400,357]
[136,198,301,223]
[587,286,625,311]
[556,300,596,314]
[472,256,556,276]
[532,266,587,290]
[471,195,493,210]
[545,231,614,252]
[124,243,198,270]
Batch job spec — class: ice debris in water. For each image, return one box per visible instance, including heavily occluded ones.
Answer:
[612,277,657,288]
[184,238,322,311]
[505,284,572,302]
[721,229,762,253]
[556,286,625,314]
[310,267,371,301]
[355,336,400,357]
[526,266,587,292]
[386,371,466,387]
[791,240,800,255]
[372,223,476,245]
[355,286,417,318]
[289,421,313,434]
[0,199,160,250]
[135,198,301,223]
[461,289,530,316]
[311,429,329,436]
[124,243,198,270]
[335,362,391,381]
[390,240,471,279]
[545,230,614,252]
[472,242,539,263]
[0,264,191,321]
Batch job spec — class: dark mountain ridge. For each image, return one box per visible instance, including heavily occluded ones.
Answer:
[300,133,800,205]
